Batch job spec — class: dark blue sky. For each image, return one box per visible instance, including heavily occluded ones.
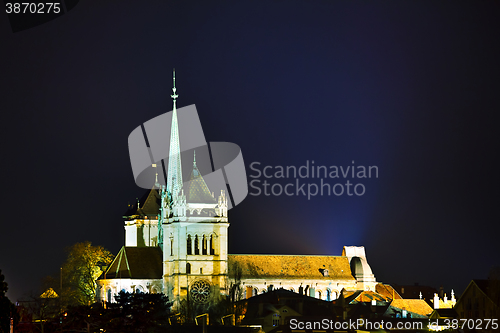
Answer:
[1,0,499,302]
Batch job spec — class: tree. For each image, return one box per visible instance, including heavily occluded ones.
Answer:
[226,262,245,325]
[0,269,18,333]
[61,242,113,306]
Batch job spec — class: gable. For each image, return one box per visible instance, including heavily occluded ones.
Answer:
[102,246,163,280]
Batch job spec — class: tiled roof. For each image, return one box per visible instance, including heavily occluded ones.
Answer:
[437,299,454,309]
[101,246,162,280]
[376,283,402,300]
[228,255,355,280]
[349,290,389,304]
[184,164,216,204]
[389,299,433,317]
[123,188,160,217]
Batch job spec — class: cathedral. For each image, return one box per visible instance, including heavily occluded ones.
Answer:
[96,74,378,310]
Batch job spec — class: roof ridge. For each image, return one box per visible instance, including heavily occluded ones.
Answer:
[229,254,345,257]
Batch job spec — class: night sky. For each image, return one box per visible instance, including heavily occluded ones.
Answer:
[1,0,499,302]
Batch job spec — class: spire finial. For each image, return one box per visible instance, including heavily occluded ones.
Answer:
[152,163,159,185]
[193,150,196,166]
[166,69,183,198]
[171,69,178,109]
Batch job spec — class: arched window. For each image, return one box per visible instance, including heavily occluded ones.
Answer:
[202,235,207,255]
[194,235,199,255]
[317,290,322,299]
[170,238,173,256]
[210,235,215,255]
[107,289,111,302]
[326,288,331,301]
[186,262,191,274]
[187,235,192,255]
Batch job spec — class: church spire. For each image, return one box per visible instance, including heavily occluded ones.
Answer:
[166,69,183,197]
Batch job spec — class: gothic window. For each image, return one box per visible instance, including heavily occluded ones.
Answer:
[107,289,111,302]
[317,290,322,299]
[210,235,215,255]
[186,262,191,274]
[326,288,331,301]
[170,238,173,256]
[200,267,203,274]
[202,235,207,255]
[187,235,192,255]
[195,235,199,255]
[190,279,211,303]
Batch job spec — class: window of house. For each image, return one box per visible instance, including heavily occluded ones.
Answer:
[272,314,280,327]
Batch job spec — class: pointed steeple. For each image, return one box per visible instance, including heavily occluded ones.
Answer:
[167,69,183,197]
[185,150,216,204]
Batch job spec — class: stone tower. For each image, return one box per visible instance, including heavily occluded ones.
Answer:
[159,72,229,309]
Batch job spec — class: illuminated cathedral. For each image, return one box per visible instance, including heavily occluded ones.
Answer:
[96,73,378,309]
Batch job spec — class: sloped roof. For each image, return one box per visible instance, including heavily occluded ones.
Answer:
[436,299,455,309]
[101,246,162,280]
[228,254,355,280]
[239,289,333,320]
[184,163,216,204]
[243,288,325,304]
[389,299,433,317]
[430,308,457,319]
[376,283,402,300]
[472,279,500,306]
[40,288,58,299]
[346,290,389,304]
[123,188,160,217]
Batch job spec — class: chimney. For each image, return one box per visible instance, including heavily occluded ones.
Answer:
[433,293,440,309]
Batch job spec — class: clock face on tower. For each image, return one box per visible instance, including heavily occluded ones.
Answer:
[190,279,211,303]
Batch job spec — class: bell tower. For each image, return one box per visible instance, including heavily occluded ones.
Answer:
[159,72,229,310]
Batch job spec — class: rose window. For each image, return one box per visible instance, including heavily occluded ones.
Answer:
[190,279,211,303]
